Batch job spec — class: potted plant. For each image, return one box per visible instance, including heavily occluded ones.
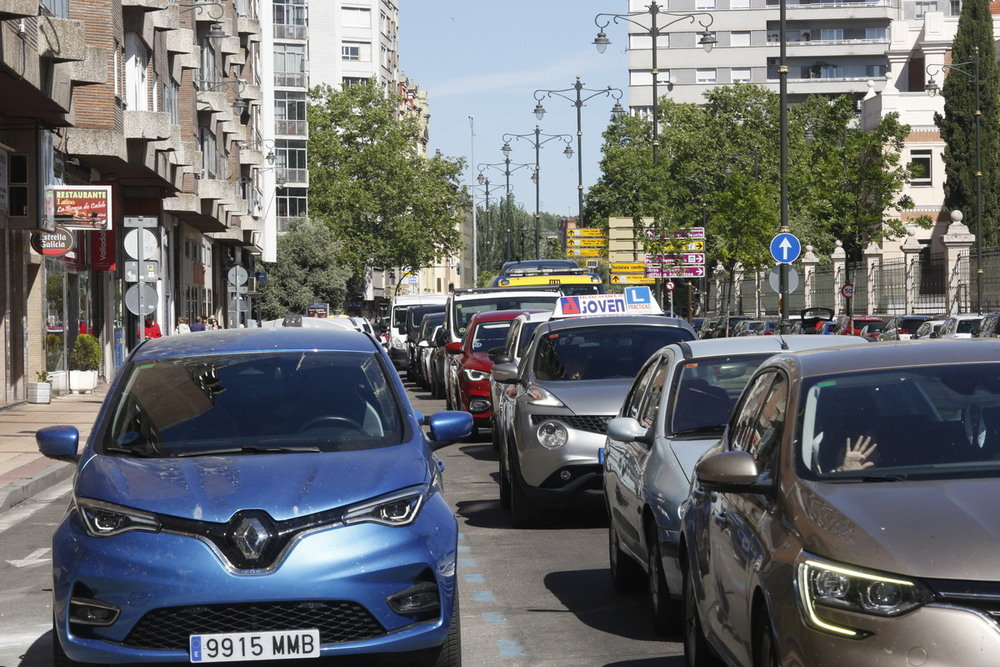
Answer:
[28,371,52,404]
[69,334,101,394]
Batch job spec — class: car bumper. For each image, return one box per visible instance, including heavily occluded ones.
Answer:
[52,498,457,663]
[512,414,608,508]
[778,601,1000,667]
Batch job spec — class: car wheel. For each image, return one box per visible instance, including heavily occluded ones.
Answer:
[411,596,461,667]
[508,457,539,528]
[498,443,511,509]
[753,609,779,667]
[609,520,644,593]
[52,624,87,667]
[683,565,719,667]
[431,373,443,399]
[647,523,681,633]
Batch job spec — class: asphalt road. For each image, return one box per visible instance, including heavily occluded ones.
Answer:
[0,379,684,667]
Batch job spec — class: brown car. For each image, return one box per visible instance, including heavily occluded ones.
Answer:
[681,339,1000,666]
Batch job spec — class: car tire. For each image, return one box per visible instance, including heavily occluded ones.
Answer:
[683,565,720,667]
[431,373,443,399]
[509,458,539,528]
[609,520,644,593]
[412,596,461,667]
[491,420,500,451]
[753,609,779,667]
[647,523,681,634]
[498,443,511,509]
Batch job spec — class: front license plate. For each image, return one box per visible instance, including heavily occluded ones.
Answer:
[189,629,320,662]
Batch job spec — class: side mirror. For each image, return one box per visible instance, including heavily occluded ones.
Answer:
[36,425,82,464]
[426,410,474,448]
[445,341,463,355]
[491,362,521,384]
[695,451,770,494]
[488,346,512,364]
[607,417,652,445]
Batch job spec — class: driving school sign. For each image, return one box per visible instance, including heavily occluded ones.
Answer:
[553,287,662,317]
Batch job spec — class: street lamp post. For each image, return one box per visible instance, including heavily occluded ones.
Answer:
[927,47,982,313]
[593,2,716,168]
[502,127,574,259]
[475,172,501,277]
[532,78,625,226]
[478,159,534,265]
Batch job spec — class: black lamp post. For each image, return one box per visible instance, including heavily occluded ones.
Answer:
[593,2,715,168]
[532,78,624,226]
[927,47,982,313]
[502,127,574,259]
[478,159,534,264]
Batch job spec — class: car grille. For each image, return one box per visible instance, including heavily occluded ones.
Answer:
[123,601,386,650]
[531,414,611,435]
[927,579,1000,624]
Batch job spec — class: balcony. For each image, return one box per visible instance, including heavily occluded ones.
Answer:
[38,17,87,63]
[124,110,173,141]
[0,0,37,20]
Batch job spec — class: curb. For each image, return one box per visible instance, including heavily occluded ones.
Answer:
[0,460,74,514]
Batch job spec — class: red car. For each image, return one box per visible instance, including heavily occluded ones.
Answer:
[446,309,538,433]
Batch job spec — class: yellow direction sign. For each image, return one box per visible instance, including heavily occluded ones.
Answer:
[610,274,656,284]
[566,237,607,247]
[566,248,605,257]
[611,263,646,274]
[566,228,606,237]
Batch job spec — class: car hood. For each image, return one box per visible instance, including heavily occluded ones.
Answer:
[543,378,634,415]
[791,478,1000,579]
[75,445,431,522]
[666,435,723,485]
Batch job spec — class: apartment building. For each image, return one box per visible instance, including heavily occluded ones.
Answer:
[0,0,269,406]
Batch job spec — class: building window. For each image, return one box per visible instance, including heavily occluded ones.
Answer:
[342,77,368,87]
[696,68,717,84]
[125,33,149,111]
[732,67,752,83]
[342,42,371,62]
[909,151,932,185]
[275,90,307,136]
[696,0,716,9]
[342,7,371,28]
[731,31,751,47]
[732,0,750,8]
[820,29,843,41]
[866,64,886,77]
[914,1,938,18]
[8,154,28,217]
[275,44,306,87]
[866,27,887,40]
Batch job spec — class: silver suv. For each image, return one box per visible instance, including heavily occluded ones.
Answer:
[492,314,695,526]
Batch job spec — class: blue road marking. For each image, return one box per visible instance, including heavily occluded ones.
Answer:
[473,590,495,602]
[483,611,507,625]
[458,558,477,568]
[497,640,526,657]
[464,573,485,583]
[457,545,472,553]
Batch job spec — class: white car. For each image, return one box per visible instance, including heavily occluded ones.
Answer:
[937,314,983,339]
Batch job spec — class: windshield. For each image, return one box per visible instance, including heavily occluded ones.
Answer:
[670,354,769,433]
[419,314,445,342]
[799,363,1000,479]
[472,320,515,352]
[533,324,694,381]
[454,295,559,336]
[99,351,404,457]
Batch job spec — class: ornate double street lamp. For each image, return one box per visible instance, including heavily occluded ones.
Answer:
[593,2,715,168]
[532,78,624,225]
[502,127,574,258]
[927,48,983,312]
[475,171,503,273]
[478,159,535,264]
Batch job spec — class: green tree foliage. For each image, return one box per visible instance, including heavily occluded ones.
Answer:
[307,80,467,278]
[259,218,352,320]
[934,0,1000,246]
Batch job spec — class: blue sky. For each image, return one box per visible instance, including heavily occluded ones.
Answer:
[398,1,630,220]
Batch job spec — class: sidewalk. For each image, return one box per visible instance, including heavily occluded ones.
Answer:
[0,382,109,513]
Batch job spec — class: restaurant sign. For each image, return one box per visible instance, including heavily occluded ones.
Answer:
[50,185,112,230]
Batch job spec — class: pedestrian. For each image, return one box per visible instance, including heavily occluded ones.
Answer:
[144,315,162,340]
[190,315,207,332]
[207,316,219,330]
[174,316,191,335]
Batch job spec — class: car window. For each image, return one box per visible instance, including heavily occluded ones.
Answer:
[959,318,982,334]
[638,361,669,429]
[622,356,664,422]
[730,371,787,476]
[99,351,404,456]
[670,354,766,434]
[472,321,514,352]
[532,324,693,381]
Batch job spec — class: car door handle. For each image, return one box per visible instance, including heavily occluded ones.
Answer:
[712,512,728,529]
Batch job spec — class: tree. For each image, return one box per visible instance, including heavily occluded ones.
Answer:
[259,218,352,320]
[934,0,1000,247]
[307,80,467,281]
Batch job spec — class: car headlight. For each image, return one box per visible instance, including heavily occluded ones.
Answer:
[77,498,160,537]
[343,486,427,527]
[537,420,569,449]
[795,553,934,637]
[463,368,490,382]
[526,384,566,408]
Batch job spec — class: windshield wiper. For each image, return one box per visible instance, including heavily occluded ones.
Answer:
[859,474,907,482]
[174,445,322,457]
[672,426,726,436]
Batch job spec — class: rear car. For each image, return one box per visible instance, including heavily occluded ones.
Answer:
[878,314,933,341]
[37,328,471,665]
[388,294,448,370]
[938,313,984,339]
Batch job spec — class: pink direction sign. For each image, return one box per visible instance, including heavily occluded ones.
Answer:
[647,266,706,278]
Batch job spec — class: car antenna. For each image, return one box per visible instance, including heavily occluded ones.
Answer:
[777,321,789,350]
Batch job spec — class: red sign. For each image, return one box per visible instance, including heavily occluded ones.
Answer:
[29,228,74,256]
[51,186,112,230]
[90,229,116,270]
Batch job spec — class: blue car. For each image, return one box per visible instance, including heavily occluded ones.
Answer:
[37,327,472,665]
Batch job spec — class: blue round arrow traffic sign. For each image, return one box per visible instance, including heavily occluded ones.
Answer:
[770,232,801,264]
